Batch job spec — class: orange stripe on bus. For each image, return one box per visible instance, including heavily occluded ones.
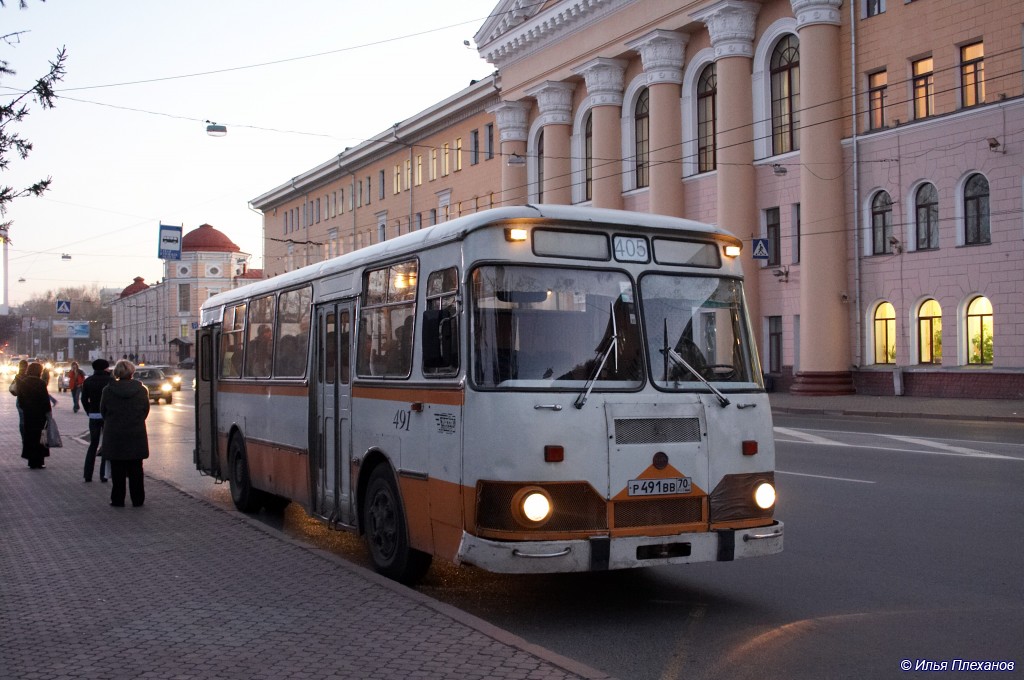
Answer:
[353,385,464,406]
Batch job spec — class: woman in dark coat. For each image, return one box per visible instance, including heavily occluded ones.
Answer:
[100,359,150,507]
[16,361,52,469]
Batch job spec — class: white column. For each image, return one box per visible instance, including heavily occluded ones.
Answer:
[525,81,576,205]
[490,100,531,207]
[573,58,627,210]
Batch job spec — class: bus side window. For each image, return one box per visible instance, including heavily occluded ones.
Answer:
[423,267,459,376]
[357,259,418,379]
[219,303,246,379]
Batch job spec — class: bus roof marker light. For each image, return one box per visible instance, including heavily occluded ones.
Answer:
[724,244,741,258]
[505,227,529,242]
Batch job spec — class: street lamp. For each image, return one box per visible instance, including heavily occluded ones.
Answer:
[205,120,227,137]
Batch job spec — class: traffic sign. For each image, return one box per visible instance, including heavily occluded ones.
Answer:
[56,299,71,315]
[752,239,770,260]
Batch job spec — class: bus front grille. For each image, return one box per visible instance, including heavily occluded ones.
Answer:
[612,496,705,528]
[614,418,701,444]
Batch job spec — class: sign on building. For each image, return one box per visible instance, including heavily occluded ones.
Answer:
[752,239,771,260]
[159,224,183,260]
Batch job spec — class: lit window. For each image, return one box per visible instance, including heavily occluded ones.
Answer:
[874,302,896,364]
[868,71,887,130]
[966,296,993,365]
[912,57,934,119]
[917,299,942,364]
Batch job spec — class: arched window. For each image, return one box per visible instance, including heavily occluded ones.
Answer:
[536,130,545,203]
[584,112,593,202]
[966,296,993,365]
[964,174,990,245]
[874,302,896,364]
[697,63,717,173]
[634,88,650,188]
[770,35,800,155]
[871,191,893,255]
[918,299,942,364]
[915,183,939,250]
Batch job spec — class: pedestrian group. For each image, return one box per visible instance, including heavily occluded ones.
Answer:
[11,358,150,507]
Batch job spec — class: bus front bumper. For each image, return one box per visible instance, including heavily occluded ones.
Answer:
[455,521,783,574]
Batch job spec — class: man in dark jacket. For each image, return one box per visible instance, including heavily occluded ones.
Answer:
[81,358,112,482]
[100,359,150,507]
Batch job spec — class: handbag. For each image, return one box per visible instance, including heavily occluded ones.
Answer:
[45,413,63,448]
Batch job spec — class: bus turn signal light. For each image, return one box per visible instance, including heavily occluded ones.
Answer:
[742,440,758,456]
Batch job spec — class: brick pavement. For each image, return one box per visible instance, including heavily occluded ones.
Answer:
[0,401,612,680]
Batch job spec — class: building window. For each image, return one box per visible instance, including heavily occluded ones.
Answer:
[960,42,985,108]
[634,87,649,188]
[338,189,344,214]
[178,284,191,313]
[918,299,942,364]
[455,138,463,172]
[377,222,386,243]
[765,207,781,267]
[874,302,896,364]
[912,57,934,119]
[415,155,423,186]
[964,173,990,245]
[430,149,438,181]
[770,35,800,155]
[378,170,385,200]
[536,130,545,203]
[356,181,363,207]
[966,296,993,365]
[768,316,782,373]
[485,123,494,160]
[584,112,593,202]
[442,143,450,176]
[393,165,401,195]
[697,63,717,173]
[866,0,884,17]
[470,130,479,165]
[415,213,422,231]
[871,190,893,255]
[915,183,939,250]
[868,71,887,130]
[792,203,801,264]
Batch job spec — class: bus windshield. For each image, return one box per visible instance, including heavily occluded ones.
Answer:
[640,274,761,389]
[472,265,643,389]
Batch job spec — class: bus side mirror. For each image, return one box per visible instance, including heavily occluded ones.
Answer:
[422,308,458,371]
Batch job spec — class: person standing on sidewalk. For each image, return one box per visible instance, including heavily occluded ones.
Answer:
[68,360,86,413]
[10,359,28,436]
[81,358,112,483]
[17,361,53,469]
[100,359,150,507]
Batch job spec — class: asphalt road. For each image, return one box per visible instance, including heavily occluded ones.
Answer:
[138,388,1024,680]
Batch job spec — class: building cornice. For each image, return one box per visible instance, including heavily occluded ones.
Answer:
[691,0,759,60]
[475,0,634,70]
[790,0,843,28]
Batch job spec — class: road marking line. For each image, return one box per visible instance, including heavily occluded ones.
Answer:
[776,470,876,484]
[776,428,1020,461]
[882,434,1012,459]
[774,426,839,445]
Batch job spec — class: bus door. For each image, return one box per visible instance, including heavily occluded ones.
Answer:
[194,325,219,477]
[312,301,354,525]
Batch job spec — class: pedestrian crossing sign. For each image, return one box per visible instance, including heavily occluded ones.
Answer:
[752,239,770,260]
[56,299,71,315]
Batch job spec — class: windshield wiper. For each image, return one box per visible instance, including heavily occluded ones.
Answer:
[660,320,730,407]
[575,301,619,409]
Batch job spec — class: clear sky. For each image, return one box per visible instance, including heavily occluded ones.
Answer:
[2,0,494,307]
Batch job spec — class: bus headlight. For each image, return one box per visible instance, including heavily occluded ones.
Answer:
[754,482,776,510]
[512,486,553,527]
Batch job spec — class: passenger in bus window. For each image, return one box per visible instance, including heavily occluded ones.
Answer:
[247,324,273,377]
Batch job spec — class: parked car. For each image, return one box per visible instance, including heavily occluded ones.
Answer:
[148,364,183,391]
[133,367,175,404]
[177,357,195,370]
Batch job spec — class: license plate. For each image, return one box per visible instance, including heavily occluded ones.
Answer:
[627,477,691,497]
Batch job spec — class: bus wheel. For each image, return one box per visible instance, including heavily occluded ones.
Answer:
[228,436,263,513]
[363,466,432,584]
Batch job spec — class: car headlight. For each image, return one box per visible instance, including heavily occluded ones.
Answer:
[171,376,182,385]
[754,482,776,510]
[161,383,173,392]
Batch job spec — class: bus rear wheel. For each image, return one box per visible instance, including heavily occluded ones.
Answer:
[228,436,264,513]
[363,466,431,585]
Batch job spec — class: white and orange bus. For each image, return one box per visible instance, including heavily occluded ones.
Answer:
[195,205,783,583]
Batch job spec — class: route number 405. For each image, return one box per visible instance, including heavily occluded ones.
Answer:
[614,236,649,262]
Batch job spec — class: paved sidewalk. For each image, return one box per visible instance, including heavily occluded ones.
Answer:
[0,403,611,680]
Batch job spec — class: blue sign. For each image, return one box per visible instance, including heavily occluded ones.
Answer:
[159,224,183,260]
[56,299,71,315]
[752,239,771,260]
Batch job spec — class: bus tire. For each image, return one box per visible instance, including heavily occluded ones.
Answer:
[228,436,263,513]
[363,465,432,585]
